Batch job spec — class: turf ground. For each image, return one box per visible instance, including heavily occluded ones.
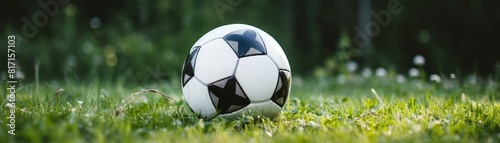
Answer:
[1,76,499,143]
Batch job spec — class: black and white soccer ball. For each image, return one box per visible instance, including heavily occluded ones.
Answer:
[181,24,291,119]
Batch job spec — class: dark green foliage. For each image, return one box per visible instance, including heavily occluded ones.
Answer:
[1,0,499,82]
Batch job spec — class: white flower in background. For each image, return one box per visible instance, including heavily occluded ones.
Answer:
[77,100,83,108]
[430,74,441,83]
[376,68,387,77]
[409,68,419,77]
[346,61,358,72]
[16,71,25,79]
[293,76,303,86]
[362,68,372,78]
[6,103,14,108]
[468,74,477,85]
[396,74,406,83]
[488,77,497,89]
[450,73,456,79]
[172,119,182,126]
[413,55,425,66]
[337,74,346,84]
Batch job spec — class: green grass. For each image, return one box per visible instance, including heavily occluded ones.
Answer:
[1,76,499,143]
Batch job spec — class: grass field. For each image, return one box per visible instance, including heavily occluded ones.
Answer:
[1,75,499,143]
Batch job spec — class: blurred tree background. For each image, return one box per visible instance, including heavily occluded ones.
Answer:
[1,0,500,83]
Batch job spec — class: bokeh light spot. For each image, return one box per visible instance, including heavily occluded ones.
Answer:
[65,4,77,16]
[90,17,101,29]
[104,46,117,67]
[82,41,93,53]
[419,30,430,44]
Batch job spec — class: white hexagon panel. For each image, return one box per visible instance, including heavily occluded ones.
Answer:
[183,78,217,118]
[235,55,278,102]
[194,38,239,84]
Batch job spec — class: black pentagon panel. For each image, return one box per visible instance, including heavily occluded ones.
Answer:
[223,29,266,58]
[182,46,201,86]
[208,76,251,114]
[271,70,291,107]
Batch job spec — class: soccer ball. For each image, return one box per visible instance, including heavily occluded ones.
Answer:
[181,24,291,119]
